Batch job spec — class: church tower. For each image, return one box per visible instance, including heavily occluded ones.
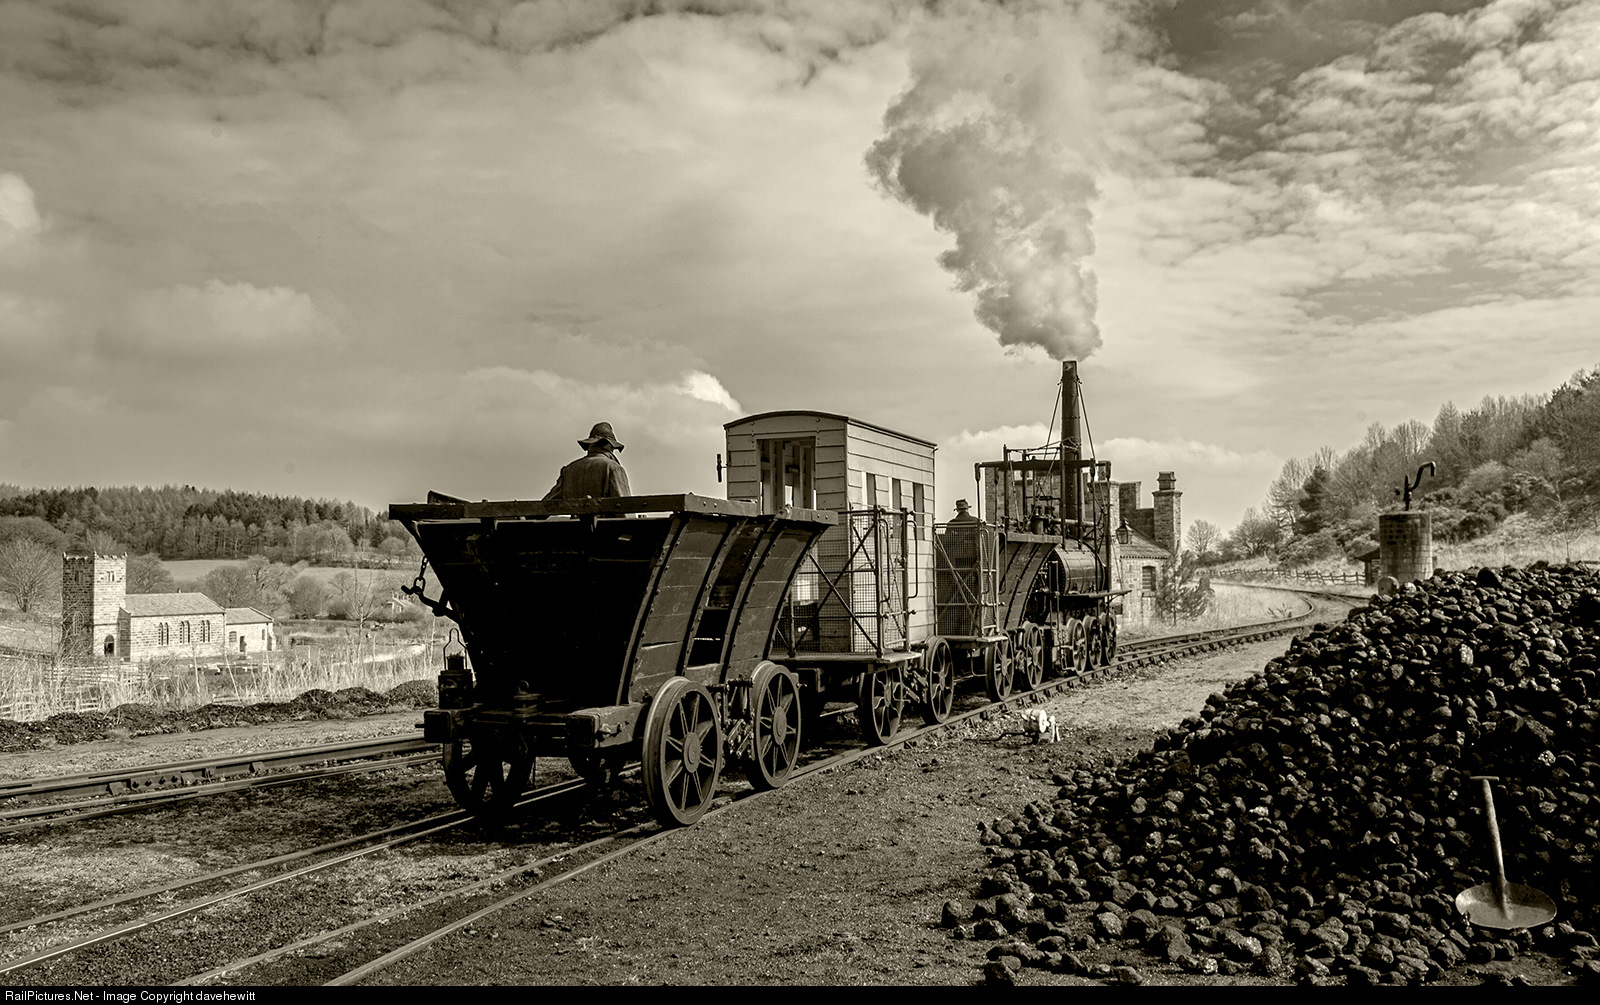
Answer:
[61,554,127,660]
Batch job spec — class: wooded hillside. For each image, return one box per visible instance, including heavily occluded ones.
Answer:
[1224,364,1600,564]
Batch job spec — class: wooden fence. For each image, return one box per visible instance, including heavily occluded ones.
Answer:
[1238,569,1367,587]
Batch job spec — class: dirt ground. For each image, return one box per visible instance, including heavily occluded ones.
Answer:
[3,627,1580,986]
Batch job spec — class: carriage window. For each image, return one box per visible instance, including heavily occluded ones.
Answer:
[865,473,878,510]
[912,483,926,541]
[891,478,903,512]
[758,438,815,513]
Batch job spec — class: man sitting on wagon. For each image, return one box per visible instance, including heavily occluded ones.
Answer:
[544,421,631,501]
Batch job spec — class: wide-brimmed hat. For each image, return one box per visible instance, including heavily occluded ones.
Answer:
[578,421,624,451]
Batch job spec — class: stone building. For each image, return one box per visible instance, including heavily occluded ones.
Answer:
[224,607,277,654]
[1089,471,1182,624]
[60,554,275,663]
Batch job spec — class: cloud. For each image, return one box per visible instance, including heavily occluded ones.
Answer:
[0,172,43,253]
[679,370,742,412]
[123,280,339,357]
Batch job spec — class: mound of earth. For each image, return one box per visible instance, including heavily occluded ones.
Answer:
[0,678,440,752]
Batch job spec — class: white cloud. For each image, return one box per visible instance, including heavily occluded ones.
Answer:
[679,370,742,412]
[0,172,43,253]
[125,280,339,356]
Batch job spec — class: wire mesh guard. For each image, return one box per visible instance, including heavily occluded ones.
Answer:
[933,520,1000,638]
[778,509,909,655]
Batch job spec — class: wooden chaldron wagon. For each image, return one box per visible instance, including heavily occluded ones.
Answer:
[391,492,835,826]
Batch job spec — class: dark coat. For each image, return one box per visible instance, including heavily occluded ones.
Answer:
[543,449,631,502]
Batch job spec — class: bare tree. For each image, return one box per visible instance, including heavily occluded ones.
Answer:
[1186,520,1222,564]
[0,538,57,614]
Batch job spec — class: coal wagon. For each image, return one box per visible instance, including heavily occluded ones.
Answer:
[392,492,834,826]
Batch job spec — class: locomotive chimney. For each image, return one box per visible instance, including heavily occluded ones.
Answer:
[1062,360,1082,530]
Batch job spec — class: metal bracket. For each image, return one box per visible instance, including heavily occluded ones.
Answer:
[1396,461,1437,511]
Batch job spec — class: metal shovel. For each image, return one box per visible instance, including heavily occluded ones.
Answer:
[1454,775,1557,930]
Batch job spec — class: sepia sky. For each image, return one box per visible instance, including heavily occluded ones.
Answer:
[3,0,1598,533]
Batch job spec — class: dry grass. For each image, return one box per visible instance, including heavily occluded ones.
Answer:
[1121,582,1310,641]
[0,641,439,722]
[1433,513,1600,569]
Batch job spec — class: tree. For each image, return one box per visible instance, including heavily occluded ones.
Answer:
[1185,520,1222,565]
[126,553,176,594]
[286,575,329,618]
[1295,466,1332,536]
[1154,554,1213,625]
[0,538,57,614]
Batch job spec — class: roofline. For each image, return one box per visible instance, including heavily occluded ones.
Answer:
[723,410,938,449]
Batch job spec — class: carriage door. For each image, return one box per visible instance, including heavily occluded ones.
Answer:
[758,438,815,513]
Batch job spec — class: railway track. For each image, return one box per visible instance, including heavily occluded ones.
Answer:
[0,735,439,832]
[1,591,1360,986]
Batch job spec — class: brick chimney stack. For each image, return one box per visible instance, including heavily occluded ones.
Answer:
[1153,471,1182,557]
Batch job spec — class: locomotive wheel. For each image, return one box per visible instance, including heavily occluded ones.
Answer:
[1016,625,1045,692]
[857,666,905,746]
[746,662,802,791]
[1101,614,1118,665]
[920,637,956,725]
[983,637,1014,702]
[1083,617,1102,671]
[641,677,724,827]
[443,733,532,817]
[1067,618,1090,676]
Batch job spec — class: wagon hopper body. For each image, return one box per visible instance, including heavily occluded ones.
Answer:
[392,492,834,825]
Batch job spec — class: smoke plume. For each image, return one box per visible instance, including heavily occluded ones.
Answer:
[867,2,1120,359]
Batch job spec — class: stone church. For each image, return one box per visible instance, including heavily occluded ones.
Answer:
[61,553,276,663]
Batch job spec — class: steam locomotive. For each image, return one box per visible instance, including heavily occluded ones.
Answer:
[393,362,1122,826]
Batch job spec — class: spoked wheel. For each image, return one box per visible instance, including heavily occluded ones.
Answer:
[1066,618,1090,676]
[746,662,802,791]
[983,637,1014,702]
[1083,617,1102,671]
[642,677,724,827]
[1015,625,1045,692]
[1100,613,1118,665]
[920,637,955,724]
[857,665,905,746]
[443,733,532,817]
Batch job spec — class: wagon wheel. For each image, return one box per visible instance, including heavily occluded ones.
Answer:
[919,637,956,725]
[857,665,905,746]
[746,662,802,791]
[443,733,532,817]
[1016,625,1045,692]
[1101,613,1118,665]
[983,637,1014,702]
[641,677,724,827]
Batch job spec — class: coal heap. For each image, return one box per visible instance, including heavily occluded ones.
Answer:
[956,565,1600,984]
